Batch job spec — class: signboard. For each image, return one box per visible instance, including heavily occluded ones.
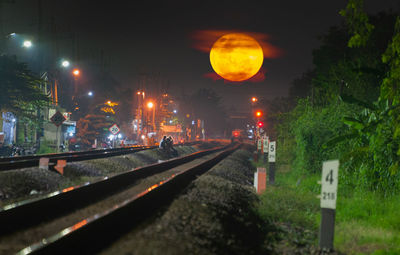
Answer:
[63,112,71,121]
[109,124,120,135]
[257,139,262,150]
[320,160,339,209]
[263,137,269,153]
[50,111,66,127]
[268,141,276,162]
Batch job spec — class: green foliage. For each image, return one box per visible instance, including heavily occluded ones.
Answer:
[0,55,49,119]
[258,185,319,229]
[381,16,400,103]
[286,99,353,174]
[277,2,400,196]
[262,164,400,254]
[37,140,56,154]
[339,0,374,48]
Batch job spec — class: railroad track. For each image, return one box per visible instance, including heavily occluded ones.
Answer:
[0,141,200,171]
[0,143,239,254]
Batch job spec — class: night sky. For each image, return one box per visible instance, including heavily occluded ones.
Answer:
[2,0,399,111]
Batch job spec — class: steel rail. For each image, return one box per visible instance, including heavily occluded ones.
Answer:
[0,141,200,171]
[0,144,229,235]
[16,144,239,255]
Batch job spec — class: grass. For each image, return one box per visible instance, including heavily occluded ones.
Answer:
[255,160,400,254]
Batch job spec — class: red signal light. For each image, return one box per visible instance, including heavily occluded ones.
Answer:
[257,121,264,128]
[234,132,239,137]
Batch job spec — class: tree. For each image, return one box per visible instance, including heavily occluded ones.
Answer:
[0,55,49,119]
[75,114,113,149]
[311,12,397,106]
[337,0,400,193]
[189,88,227,137]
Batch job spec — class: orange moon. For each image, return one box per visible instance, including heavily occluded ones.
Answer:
[209,33,264,82]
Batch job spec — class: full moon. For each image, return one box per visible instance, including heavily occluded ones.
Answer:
[210,33,264,82]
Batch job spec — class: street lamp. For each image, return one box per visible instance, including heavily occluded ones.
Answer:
[61,60,70,68]
[72,69,80,76]
[22,40,32,48]
[88,91,93,96]
[251,97,258,102]
[146,101,155,132]
[5,32,16,38]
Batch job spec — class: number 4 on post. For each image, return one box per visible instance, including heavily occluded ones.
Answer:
[319,159,339,252]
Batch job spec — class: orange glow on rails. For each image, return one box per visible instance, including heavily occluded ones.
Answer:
[71,219,88,231]
[62,187,75,192]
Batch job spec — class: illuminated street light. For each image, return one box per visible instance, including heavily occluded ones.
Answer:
[72,69,80,76]
[147,102,154,109]
[22,40,32,48]
[61,60,70,67]
[173,110,177,114]
[88,91,93,96]
[251,97,258,102]
[255,111,262,117]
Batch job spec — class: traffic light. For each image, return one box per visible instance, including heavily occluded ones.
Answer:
[257,121,264,128]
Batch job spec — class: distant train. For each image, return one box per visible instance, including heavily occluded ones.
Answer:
[231,129,244,142]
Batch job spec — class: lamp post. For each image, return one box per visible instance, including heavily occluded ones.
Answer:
[22,40,32,48]
[147,101,156,132]
[72,68,80,100]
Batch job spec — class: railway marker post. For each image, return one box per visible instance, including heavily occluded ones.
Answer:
[263,136,269,163]
[319,159,339,252]
[39,157,49,170]
[254,167,266,194]
[268,141,276,184]
[257,138,262,162]
[54,160,67,175]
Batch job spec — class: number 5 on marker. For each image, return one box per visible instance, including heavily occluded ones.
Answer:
[320,160,339,209]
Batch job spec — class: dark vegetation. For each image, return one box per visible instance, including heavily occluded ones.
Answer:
[262,0,400,196]
[255,1,400,253]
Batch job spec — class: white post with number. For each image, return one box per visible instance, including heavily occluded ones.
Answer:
[263,136,269,163]
[268,141,276,162]
[256,139,262,162]
[268,141,276,184]
[319,159,339,251]
[257,139,262,151]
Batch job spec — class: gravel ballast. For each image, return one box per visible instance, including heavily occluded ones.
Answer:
[0,144,201,207]
[101,147,275,255]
